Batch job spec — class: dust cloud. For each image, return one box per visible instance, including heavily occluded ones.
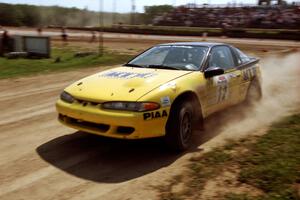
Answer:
[201,51,300,150]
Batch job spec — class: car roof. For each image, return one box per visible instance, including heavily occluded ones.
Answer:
[158,42,227,47]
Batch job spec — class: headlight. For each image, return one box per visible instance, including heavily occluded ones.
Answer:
[102,102,160,112]
[60,91,74,103]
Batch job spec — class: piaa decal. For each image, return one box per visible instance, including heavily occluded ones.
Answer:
[143,110,168,120]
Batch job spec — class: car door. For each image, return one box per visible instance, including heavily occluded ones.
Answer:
[203,45,242,115]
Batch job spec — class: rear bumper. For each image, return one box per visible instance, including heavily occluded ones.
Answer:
[56,99,169,139]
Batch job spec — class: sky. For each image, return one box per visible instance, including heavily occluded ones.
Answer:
[0,0,296,12]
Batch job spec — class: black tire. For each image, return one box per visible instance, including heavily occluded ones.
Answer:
[165,101,194,151]
[245,80,262,107]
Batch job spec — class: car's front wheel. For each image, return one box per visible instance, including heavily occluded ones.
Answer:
[165,101,194,151]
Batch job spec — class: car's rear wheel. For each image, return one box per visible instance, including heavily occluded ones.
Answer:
[245,80,262,106]
[165,101,194,151]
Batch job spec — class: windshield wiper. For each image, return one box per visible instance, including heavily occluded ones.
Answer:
[123,63,144,68]
[148,65,179,70]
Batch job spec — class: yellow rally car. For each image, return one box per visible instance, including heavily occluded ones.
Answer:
[56,42,262,151]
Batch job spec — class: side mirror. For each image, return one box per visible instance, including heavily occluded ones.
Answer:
[204,67,224,78]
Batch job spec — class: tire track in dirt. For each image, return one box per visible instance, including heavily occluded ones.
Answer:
[0,102,54,126]
[0,83,66,101]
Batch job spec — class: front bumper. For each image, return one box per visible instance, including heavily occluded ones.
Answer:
[56,99,170,139]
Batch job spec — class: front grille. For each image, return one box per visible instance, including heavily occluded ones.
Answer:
[59,114,110,133]
[75,99,101,107]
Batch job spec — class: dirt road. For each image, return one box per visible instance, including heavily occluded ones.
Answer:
[0,37,299,199]
[6,27,300,51]
[0,65,195,200]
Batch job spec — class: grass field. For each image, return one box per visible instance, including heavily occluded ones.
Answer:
[159,113,300,200]
[0,47,132,79]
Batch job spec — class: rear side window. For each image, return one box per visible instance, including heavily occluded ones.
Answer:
[208,46,235,70]
[234,48,251,65]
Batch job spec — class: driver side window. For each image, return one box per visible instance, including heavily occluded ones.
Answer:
[208,46,235,71]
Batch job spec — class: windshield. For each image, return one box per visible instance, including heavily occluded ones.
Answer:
[127,45,208,71]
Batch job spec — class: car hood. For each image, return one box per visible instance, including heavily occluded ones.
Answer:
[65,66,192,102]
